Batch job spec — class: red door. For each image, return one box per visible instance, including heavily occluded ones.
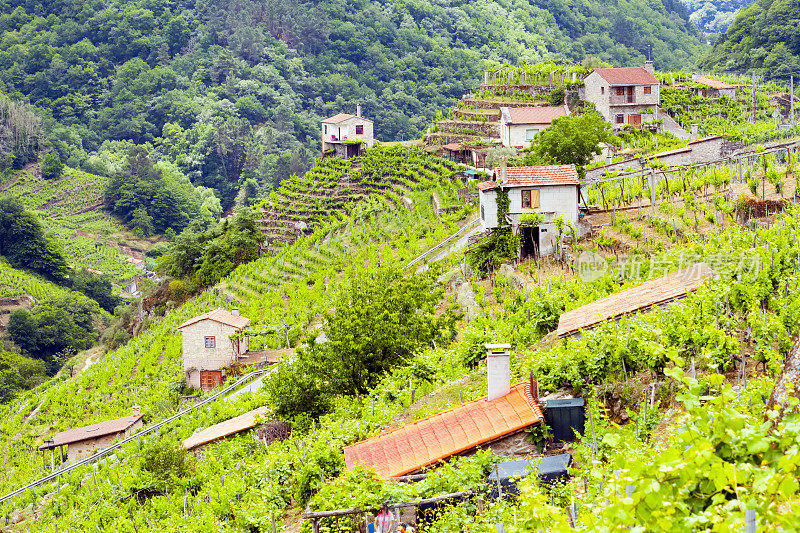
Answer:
[199,370,223,391]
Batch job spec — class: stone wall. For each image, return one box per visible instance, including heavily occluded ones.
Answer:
[182,319,245,389]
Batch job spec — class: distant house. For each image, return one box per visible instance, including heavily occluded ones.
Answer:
[478,165,580,258]
[691,75,736,99]
[499,106,568,148]
[321,106,375,158]
[178,308,251,391]
[556,263,713,339]
[39,409,144,464]
[344,345,544,478]
[583,62,660,128]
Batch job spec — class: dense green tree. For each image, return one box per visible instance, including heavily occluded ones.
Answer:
[524,112,621,177]
[40,152,64,180]
[0,349,48,404]
[0,197,69,280]
[70,269,120,313]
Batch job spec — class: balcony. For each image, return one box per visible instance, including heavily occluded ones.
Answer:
[608,93,659,106]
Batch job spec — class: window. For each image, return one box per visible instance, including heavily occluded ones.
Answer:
[204,336,216,348]
[355,124,364,135]
[525,129,538,140]
[616,87,625,96]
[644,86,652,95]
[616,114,625,124]
[324,125,328,134]
[521,189,540,209]
[481,204,485,220]
[601,87,605,95]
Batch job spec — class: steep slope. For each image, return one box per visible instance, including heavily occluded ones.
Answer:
[0,0,704,206]
[682,0,755,35]
[699,0,800,72]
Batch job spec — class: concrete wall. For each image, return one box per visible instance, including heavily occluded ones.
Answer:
[480,185,578,231]
[322,117,374,152]
[479,188,499,229]
[182,320,245,389]
[501,123,548,148]
[66,419,143,463]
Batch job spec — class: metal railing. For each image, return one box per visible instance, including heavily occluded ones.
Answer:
[405,218,481,270]
[0,369,265,504]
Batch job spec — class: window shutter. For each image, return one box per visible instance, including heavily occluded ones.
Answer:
[530,189,540,208]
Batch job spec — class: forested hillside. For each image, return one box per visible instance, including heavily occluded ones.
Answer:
[682,0,754,35]
[0,0,705,206]
[699,0,800,73]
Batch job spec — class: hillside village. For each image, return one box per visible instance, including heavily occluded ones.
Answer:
[4,3,800,530]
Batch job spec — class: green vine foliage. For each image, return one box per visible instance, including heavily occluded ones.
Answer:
[468,188,519,275]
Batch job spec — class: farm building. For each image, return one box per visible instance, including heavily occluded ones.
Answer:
[183,406,269,451]
[691,75,737,99]
[499,106,568,148]
[583,63,660,128]
[321,106,374,158]
[39,409,144,464]
[178,308,251,391]
[556,263,713,338]
[343,344,544,478]
[478,165,580,258]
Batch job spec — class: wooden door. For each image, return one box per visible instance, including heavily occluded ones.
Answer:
[629,114,642,126]
[199,370,223,391]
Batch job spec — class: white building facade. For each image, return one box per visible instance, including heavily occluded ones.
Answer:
[478,165,580,258]
[583,64,660,129]
[321,108,375,158]
[499,106,568,148]
[177,309,250,391]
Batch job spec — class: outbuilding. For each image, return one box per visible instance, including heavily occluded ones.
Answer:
[39,409,144,464]
[478,165,580,257]
[691,75,737,99]
[499,106,568,149]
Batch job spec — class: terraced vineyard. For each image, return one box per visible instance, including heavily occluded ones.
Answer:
[0,259,70,300]
[259,146,464,248]
[1,167,153,287]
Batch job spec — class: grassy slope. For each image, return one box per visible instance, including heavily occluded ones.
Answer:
[1,165,157,289]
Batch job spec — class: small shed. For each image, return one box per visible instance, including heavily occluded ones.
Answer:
[544,398,585,443]
[487,454,573,499]
[183,406,269,451]
[691,75,737,99]
[39,409,144,464]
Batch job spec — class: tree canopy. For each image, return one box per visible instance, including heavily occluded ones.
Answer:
[0,196,69,281]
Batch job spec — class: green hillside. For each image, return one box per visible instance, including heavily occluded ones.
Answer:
[699,0,800,73]
[1,166,155,288]
[682,0,754,35]
[0,0,705,208]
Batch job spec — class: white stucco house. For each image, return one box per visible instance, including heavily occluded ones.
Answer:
[499,106,568,148]
[177,308,251,391]
[478,165,580,258]
[321,106,375,158]
[583,63,660,129]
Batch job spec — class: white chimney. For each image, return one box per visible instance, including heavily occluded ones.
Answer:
[356,104,362,118]
[485,344,511,401]
[501,162,508,184]
[644,60,654,74]
[132,405,140,415]
[231,308,239,316]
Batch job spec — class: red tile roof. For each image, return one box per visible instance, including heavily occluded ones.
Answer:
[442,143,463,151]
[556,263,712,337]
[40,414,143,449]
[477,180,498,191]
[322,113,373,124]
[692,75,735,90]
[343,382,543,478]
[506,106,567,125]
[177,308,251,330]
[593,67,659,86]
[491,165,580,187]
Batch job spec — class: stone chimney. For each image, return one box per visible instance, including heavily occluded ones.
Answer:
[500,162,508,184]
[356,104,362,118]
[231,308,239,316]
[485,344,511,401]
[132,405,140,416]
[644,60,654,75]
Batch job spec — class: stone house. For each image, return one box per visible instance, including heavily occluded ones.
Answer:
[343,344,544,479]
[499,105,568,148]
[177,308,251,391]
[321,106,375,158]
[39,409,144,464]
[583,62,660,128]
[477,165,580,257]
[691,75,736,99]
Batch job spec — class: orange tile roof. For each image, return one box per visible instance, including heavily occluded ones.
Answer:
[343,382,543,478]
[556,263,712,337]
[506,106,567,125]
[491,165,580,187]
[177,308,251,330]
[593,67,659,86]
[692,75,736,90]
[40,414,143,449]
[477,180,498,191]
